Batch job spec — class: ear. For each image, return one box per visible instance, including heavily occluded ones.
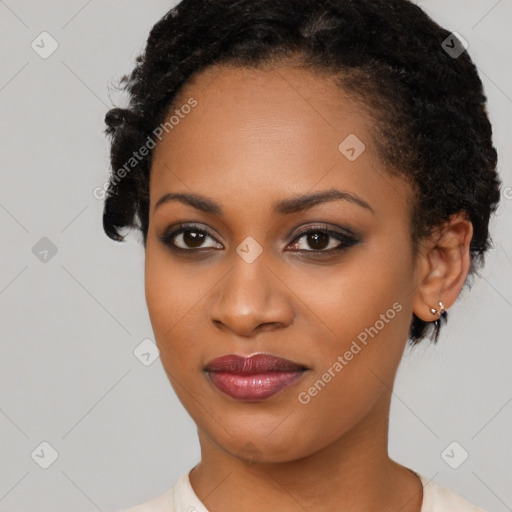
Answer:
[412,212,473,322]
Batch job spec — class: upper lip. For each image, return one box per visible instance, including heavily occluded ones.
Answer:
[204,353,308,374]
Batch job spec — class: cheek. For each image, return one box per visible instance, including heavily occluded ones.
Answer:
[144,241,200,365]
[288,243,413,420]
[145,235,198,325]
[285,238,413,354]
[144,255,206,412]
[321,266,410,346]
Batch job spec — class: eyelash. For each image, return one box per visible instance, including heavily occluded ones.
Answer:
[158,222,359,256]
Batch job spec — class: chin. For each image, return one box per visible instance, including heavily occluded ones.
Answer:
[212,427,319,465]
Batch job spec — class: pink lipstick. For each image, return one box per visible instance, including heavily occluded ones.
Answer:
[204,353,308,402]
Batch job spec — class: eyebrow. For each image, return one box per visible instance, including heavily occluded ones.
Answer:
[154,188,374,216]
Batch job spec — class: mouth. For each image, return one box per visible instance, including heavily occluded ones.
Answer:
[204,353,309,402]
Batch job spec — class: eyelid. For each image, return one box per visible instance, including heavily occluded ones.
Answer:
[290,222,357,240]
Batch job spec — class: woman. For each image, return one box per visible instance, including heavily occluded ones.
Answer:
[103,0,502,510]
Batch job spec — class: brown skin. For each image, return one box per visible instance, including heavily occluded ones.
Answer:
[144,63,473,512]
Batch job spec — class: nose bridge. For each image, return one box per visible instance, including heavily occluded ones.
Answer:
[208,245,293,335]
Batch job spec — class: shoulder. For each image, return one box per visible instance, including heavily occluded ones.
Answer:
[418,474,487,512]
[121,486,175,512]
[119,471,209,512]
[120,469,487,512]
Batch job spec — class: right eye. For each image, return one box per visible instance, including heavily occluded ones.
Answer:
[158,223,223,251]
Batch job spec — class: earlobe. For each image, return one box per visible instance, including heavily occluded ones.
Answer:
[412,212,473,323]
[412,248,448,322]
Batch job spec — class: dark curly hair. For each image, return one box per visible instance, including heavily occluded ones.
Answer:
[102,0,501,345]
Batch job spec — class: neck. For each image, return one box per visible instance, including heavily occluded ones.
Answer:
[189,389,423,512]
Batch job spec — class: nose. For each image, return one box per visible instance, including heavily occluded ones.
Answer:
[207,254,294,338]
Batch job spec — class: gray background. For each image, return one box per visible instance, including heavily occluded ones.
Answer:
[0,1,511,511]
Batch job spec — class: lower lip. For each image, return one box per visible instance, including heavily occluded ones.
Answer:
[206,371,305,401]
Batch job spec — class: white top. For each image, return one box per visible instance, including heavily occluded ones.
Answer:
[121,469,486,512]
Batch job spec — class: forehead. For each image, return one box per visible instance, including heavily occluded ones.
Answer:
[149,64,411,224]
[153,63,373,161]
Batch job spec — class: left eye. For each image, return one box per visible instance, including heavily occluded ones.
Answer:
[288,228,357,252]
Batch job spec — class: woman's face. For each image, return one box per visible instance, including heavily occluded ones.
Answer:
[145,64,420,463]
